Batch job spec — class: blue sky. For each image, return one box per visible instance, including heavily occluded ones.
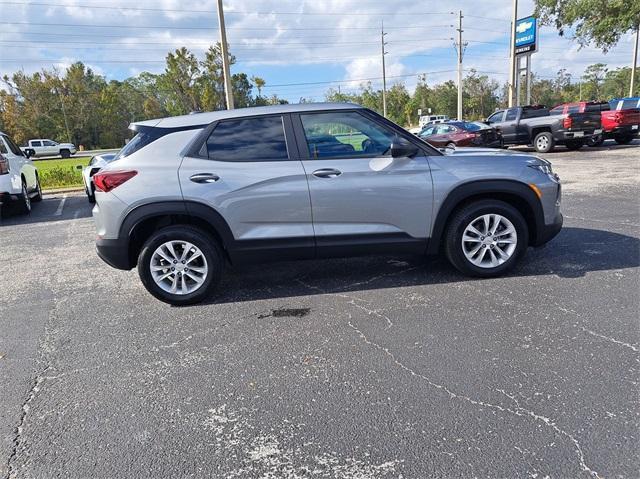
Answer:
[0,0,636,102]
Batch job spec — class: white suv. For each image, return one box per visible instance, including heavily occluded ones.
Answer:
[0,132,42,215]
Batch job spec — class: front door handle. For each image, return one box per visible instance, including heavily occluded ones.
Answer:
[190,173,220,184]
[312,168,342,178]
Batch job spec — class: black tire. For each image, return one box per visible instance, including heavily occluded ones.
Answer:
[614,134,633,145]
[86,183,96,204]
[564,140,584,151]
[444,200,529,278]
[60,149,71,158]
[32,174,43,202]
[15,180,32,215]
[446,142,456,149]
[137,226,223,306]
[533,131,554,153]
[587,135,604,147]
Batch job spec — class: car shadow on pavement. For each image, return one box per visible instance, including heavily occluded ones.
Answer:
[0,194,92,227]
[201,226,640,305]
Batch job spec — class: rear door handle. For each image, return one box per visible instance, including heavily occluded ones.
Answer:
[312,168,342,178]
[190,173,220,184]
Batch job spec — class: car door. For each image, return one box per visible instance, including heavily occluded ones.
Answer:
[178,114,315,259]
[292,109,433,251]
[42,140,57,156]
[30,140,42,156]
[495,108,520,143]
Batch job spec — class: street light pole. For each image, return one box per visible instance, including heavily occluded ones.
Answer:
[381,21,388,117]
[508,0,518,107]
[216,0,234,110]
[631,24,639,97]
[456,10,464,120]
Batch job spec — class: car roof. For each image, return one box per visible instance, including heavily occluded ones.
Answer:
[132,102,364,130]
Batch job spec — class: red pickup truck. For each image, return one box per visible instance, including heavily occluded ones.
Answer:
[550,101,639,146]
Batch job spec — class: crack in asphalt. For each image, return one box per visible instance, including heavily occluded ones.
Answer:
[294,274,603,478]
[347,319,602,479]
[5,366,51,479]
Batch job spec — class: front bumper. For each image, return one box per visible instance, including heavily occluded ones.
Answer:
[532,213,563,247]
[96,237,133,270]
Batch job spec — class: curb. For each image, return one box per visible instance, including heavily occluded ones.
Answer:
[43,186,85,195]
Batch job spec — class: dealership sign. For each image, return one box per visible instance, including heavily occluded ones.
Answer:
[514,16,538,55]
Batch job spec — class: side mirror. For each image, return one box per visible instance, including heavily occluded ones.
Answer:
[23,148,35,159]
[390,137,419,158]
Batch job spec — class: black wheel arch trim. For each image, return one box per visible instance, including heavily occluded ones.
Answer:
[426,179,545,255]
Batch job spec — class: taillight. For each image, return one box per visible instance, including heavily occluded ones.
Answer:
[0,154,8,175]
[563,117,572,129]
[93,170,137,192]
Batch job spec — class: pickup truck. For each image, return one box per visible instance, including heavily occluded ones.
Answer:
[20,139,77,158]
[485,105,602,153]
[550,101,639,146]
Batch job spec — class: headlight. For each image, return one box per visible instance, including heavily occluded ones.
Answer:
[528,163,553,175]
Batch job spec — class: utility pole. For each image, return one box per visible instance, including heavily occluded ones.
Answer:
[55,83,71,143]
[216,0,234,110]
[631,24,639,97]
[381,20,388,117]
[456,10,465,120]
[508,0,518,107]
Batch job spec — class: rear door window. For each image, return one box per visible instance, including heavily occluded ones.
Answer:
[205,116,289,162]
[505,109,518,121]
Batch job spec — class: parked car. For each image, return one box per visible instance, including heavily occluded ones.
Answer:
[92,103,562,305]
[485,105,602,153]
[20,139,77,158]
[418,121,502,149]
[419,114,449,127]
[82,153,117,203]
[0,132,42,215]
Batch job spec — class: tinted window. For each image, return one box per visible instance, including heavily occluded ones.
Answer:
[487,111,504,123]
[505,109,517,121]
[301,111,396,159]
[43,140,56,146]
[620,99,639,110]
[206,116,288,162]
[567,105,580,114]
[521,108,549,119]
[115,128,166,160]
[549,105,565,115]
[32,141,42,147]
[0,138,7,154]
[420,126,437,137]
[4,135,24,156]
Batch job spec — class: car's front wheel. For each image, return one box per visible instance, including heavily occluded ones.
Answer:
[614,134,634,145]
[533,131,554,153]
[137,226,223,305]
[444,200,529,277]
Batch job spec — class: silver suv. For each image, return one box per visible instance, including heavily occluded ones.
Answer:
[92,103,562,305]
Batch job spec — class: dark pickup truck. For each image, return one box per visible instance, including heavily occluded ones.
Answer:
[485,105,602,153]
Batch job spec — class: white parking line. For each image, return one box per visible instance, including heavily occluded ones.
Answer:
[54,195,67,216]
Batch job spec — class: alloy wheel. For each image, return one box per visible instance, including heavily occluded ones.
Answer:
[461,214,517,268]
[150,240,208,295]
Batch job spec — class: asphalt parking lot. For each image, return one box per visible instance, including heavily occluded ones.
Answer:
[1,141,638,478]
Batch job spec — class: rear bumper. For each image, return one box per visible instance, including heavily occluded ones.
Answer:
[96,238,132,270]
[532,213,563,247]
[558,130,597,141]
[603,125,640,138]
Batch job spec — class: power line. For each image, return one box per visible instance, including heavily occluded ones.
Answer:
[0,21,454,31]
[0,2,457,15]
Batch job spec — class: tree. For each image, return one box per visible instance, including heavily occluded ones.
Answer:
[251,76,266,97]
[581,63,609,100]
[463,70,500,120]
[534,0,640,51]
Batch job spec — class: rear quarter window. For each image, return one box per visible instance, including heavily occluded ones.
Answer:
[204,116,289,162]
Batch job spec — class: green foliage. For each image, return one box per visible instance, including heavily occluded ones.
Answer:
[534,0,640,51]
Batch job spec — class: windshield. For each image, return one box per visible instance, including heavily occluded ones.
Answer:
[448,121,482,132]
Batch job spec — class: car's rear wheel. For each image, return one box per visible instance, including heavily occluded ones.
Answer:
[533,131,554,153]
[60,149,71,158]
[444,200,528,277]
[446,142,456,149]
[32,174,43,202]
[15,180,32,215]
[614,134,634,145]
[137,226,223,305]
[564,139,584,150]
[587,134,604,147]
